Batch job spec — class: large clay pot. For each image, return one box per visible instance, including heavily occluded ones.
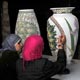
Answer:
[47,7,79,64]
[15,9,40,43]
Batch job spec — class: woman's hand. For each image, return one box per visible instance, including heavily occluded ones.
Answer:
[57,35,66,49]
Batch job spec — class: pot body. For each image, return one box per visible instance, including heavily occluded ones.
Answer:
[47,7,79,64]
[15,9,40,43]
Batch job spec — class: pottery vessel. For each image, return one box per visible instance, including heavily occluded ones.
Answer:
[47,7,79,64]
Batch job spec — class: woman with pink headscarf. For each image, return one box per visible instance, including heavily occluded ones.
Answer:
[16,34,67,80]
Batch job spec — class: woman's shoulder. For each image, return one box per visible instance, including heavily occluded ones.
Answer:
[3,50,17,53]
[2,50,19,61]
[2,50,18,56]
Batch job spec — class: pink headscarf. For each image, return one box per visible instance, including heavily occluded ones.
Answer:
[22,34,44,61]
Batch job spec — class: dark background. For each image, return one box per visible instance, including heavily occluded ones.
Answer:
[0,0,80,58]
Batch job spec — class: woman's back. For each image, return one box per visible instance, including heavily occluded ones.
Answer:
[0,50,19,80]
